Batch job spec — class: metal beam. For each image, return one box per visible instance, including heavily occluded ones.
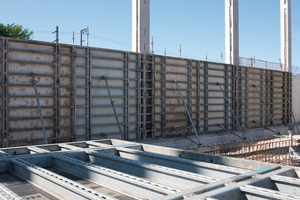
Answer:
[240,185,300,200]
[116,147,250,178]
[10,158,116,200]
[0,183,22,200]
[52,154,179,199]
[87,150,217,189]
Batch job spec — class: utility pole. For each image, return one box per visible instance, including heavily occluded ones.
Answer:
[80,26,88,46]
[164,48,166,56]
[71,31,75,46]
[179,44,182,58]
[206,53,207,61]
[151,36,154,54]
[52,26,59,43]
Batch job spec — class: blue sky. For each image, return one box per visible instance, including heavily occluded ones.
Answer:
[1,0,299,65]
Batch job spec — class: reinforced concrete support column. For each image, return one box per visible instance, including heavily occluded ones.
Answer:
[132,0,150,53]
[225,0,239,65]
[280,0,292,72]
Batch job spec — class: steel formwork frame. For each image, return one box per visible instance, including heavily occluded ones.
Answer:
[0,139,300,200]
[0,37,293,147]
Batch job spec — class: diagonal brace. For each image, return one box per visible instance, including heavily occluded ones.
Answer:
[252,120,279,134]
[102,76,124,140]
[172,127,201,146]
[217,82,246,140]
[174,80,201,145]
[252,84,280,135]
[30,72,48,144]
[217,124,245,140]
[281,118,296,135]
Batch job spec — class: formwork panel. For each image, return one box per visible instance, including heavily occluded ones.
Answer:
[0,37,293,146]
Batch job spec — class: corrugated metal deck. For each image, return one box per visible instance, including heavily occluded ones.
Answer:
[0,139,299,200]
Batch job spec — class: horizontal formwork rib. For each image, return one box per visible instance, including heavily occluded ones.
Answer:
[116,147,250,176]
[52,154,180,199]
[0,183,22,200]
[87,150,220,188]
[239,185,300,200]
[10,158,117,200]
[271,175,300,186]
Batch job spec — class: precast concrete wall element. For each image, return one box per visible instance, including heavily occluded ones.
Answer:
[0,37,293,147]
[293,75,300,122]
[0,139,300,199]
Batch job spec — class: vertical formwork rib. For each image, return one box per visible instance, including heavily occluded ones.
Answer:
[54,44,61,143]
[151,55,155,138]
[1,38,8,147]
[87,48,91,140]
[71,46,77,141]
[188,60,192,135]
[204,62,209,132]
[262,69,266,127]
[233,66,237,130]
[125,53,129,140]
[197,61,201,134]
[137,54,142,140]
[245,67,249,128]
[142,55,146,139]
[224,65,229,130]
[161,57,166,137]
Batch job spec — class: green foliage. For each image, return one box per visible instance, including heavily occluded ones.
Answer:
[0,23,34,39]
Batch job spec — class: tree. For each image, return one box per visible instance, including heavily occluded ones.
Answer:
[0,23,34,39]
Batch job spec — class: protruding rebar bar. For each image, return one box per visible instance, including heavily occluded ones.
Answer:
[30,72,48,144]
[252,84,280,135]
[174,80,201,145]
[102,76,124,140]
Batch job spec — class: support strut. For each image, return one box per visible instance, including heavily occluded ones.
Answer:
[217,82,246,140]
[252,84,280,135]
[282,86,300,134]
[252,120,279,134]
[217,124,244,140]
[281,118,296,135]
[172,127,200,146]
[30,72,48,144]
[174,80,201,145]
[102,76,124,140]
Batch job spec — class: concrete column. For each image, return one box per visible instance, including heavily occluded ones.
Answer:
[280,0,292,72]
[225,0,239,65]
[132,0,150,53]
